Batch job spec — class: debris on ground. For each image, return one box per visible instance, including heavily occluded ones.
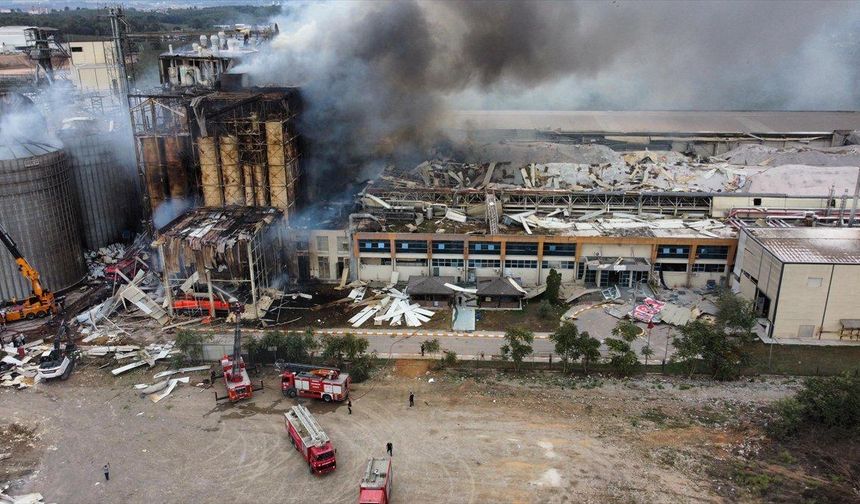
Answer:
[1,339,49,389]
[347,287,435,328]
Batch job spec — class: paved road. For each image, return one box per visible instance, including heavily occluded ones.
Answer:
[319,326,673,363]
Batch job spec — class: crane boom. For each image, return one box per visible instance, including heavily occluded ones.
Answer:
[0,220,44,296]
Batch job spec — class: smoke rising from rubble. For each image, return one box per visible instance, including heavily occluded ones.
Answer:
[237,0,860,189]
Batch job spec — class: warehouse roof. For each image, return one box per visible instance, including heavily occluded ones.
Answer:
[745,227,860,264]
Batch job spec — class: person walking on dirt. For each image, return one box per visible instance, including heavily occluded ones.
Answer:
[409,391,414,407]
[386,442,393,456]
[347,399,352,415]
[103,463,110,481]
[420,343,425,356]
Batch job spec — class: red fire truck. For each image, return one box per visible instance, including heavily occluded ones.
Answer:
[280,363,350,402]
[284,405,337,475]
[359,458,392,504]
[216,303,260,402]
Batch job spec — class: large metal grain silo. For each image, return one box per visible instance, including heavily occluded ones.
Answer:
[59,119,141,250]
[0,141,86,300]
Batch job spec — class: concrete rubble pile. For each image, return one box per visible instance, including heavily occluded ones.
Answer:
[0,489,48,504]
[347,287,435,328]
[84,243,127,280]
[75,268,168,336]
[0,339,49,389]
[384,150,753,193]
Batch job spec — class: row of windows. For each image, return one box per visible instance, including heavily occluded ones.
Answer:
[469,242,500,254]
[432,258,464,268]
[359,240,390,252]
[697,246,729,260]
[542,243,576,256]
[359,241,729,261]
[506,242,538,255]
[316,236,350,253]
[395,240,428,253]
[433,241,464,254]
[504,260,538,269]
[657,262,728,273]
[542,261,576,270]
[468,259,501,268]
[657,245,689,259]
[692,263,725,273]
[655,262,688,272]
[397,258,428,267]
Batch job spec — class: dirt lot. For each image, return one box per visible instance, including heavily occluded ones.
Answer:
[0,361,842,504]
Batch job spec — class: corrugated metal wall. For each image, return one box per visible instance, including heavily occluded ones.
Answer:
[59,129,141,250]
[0,143,86,299]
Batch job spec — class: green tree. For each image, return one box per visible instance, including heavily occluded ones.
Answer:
[641,344,654,365]
[545,269,562,304]
[500,327,534,372]
[673,319,748,381]
[715,290,758,341]
[551,322,601,373]
[612,319,640,342]
[321,333,369,366]
[550,322,580,372]
[605,319,640,377]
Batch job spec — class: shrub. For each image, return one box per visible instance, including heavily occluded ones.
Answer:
[769,372,860,439]
[174,329,210,363]
[439,350,457,368]
[348,353,377,383]
[423,338,441,355]
[538,299,554,319]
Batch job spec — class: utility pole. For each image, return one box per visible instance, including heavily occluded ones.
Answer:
[107,5,130,98]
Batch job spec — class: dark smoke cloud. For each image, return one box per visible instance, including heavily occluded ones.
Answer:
[237,0,860,190]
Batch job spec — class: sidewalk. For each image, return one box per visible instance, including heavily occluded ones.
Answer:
[315,327,553,339]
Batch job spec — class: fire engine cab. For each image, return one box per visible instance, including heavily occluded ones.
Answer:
[280,363,350,402]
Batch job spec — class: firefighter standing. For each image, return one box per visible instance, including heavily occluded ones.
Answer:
[386,442,393,456]
[409,391,414,407]
[347,399,352,415]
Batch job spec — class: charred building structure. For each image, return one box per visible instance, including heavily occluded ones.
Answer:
[129,30,300,221]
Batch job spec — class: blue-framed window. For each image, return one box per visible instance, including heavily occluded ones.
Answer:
[358,240,391,253]
[432,241,464,254]
[542,243,576,256]
[395,240,428,254]
[696,246,729,260]
[468,241,500,255]
[505,242,538,255]
[657,245,690,259]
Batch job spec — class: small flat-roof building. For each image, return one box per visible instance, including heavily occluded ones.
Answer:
[732,227,860,341]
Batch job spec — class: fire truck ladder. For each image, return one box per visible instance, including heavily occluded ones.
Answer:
[292,405,329,446]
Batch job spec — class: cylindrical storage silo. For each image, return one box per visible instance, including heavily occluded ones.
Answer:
[59,123,141,250]
[0,142,86,300]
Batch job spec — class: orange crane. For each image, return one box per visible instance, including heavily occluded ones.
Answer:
[0,220,58,324]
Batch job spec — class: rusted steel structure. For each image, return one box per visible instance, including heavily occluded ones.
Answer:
[128,87,301,221]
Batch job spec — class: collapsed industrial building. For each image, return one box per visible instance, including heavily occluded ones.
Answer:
[1,16,859,345]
